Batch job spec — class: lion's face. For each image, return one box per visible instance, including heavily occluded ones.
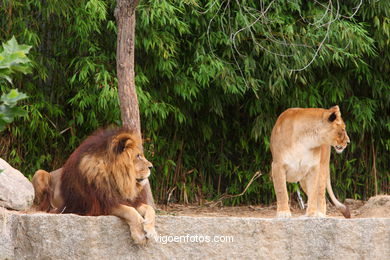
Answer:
[130,146,153,186]
[325,106,350,154]
[111,132,153,190]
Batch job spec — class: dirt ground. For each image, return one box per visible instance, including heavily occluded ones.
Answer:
[157,195,390,218]
[2,195,389,219]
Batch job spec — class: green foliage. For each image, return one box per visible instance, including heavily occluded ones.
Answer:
[0,89,28,131]
[0,36,32,84]
[0,0,388,205]
[0,37,30,131]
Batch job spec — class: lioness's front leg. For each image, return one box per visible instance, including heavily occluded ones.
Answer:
[304,166,324,217]
[317,145,331,216]
[137,203,157,240]
[272,162,291,218]
[110,204,147,245]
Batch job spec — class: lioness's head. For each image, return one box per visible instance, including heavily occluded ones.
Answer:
[324,105,350,154]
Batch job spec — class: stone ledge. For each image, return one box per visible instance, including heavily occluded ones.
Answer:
[1,212,389,260]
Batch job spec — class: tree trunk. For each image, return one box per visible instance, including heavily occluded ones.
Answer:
[115,0,140,135]
[115,0,155,208]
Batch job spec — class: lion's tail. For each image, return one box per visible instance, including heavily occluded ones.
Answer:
[327,175,351,218]
[31,169,52,212]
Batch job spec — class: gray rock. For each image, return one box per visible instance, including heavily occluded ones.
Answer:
[1,212,389,260]
[357,195,390,218]
[0,158,34,211]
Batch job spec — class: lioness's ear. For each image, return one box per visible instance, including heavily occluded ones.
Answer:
[329,105,341,115]
[328,112,337,122]
[327,105,341,122]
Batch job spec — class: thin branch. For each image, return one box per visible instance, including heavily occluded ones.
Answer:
[203,0,364,75]
[207,171,263,207]
[342,0,363,19]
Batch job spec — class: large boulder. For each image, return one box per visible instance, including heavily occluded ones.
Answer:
[0,212,389,259]
[0,158,34,211]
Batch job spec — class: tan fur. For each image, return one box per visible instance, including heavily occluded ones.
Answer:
[31,128,157,245]
[31,169,63,212]
[270,106,351,218]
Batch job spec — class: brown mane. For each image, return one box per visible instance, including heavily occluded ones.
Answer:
[60,127,147,216]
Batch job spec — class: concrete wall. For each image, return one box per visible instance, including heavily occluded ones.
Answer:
[1,213,389,259]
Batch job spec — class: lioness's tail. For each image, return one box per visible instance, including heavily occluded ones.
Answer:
[31,169,52,212]
[326,176,351,218]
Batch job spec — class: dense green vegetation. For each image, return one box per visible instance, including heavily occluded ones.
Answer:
[0,0,388,205]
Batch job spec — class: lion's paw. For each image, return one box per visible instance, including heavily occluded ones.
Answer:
[131,228,147,246]
[132,234,147,246]
[276,211,292,218]
[144,225,157,240]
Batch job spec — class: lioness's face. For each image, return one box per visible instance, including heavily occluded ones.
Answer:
[332,122,350,153]
[327,111,350,154]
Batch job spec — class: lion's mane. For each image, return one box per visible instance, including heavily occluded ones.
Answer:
[60,127,147,216]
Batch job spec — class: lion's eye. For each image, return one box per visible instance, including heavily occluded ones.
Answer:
[136,154,142,159]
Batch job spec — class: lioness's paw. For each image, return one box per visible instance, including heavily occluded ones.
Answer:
[315,212,326,218]
[305,211,326,218]
[276,211,292,218]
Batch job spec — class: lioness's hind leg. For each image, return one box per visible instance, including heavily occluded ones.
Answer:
[272,162,291,218]
[299,178,308,196]
[31,170,52,211]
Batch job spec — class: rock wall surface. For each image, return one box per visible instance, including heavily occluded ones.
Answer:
[1,212,389,260]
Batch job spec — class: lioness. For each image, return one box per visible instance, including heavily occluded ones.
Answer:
[270,106,350,218]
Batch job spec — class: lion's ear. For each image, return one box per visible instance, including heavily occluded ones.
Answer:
[113,133,140,154]
[115,137,129,154]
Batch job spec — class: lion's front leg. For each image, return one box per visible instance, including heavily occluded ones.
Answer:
[137,203,157,240]
[110,204,147,245]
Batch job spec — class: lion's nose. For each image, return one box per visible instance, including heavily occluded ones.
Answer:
[148,165,153,170]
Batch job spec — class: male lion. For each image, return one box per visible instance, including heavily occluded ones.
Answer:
[270,106,351,218]
[31,127,157,245]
